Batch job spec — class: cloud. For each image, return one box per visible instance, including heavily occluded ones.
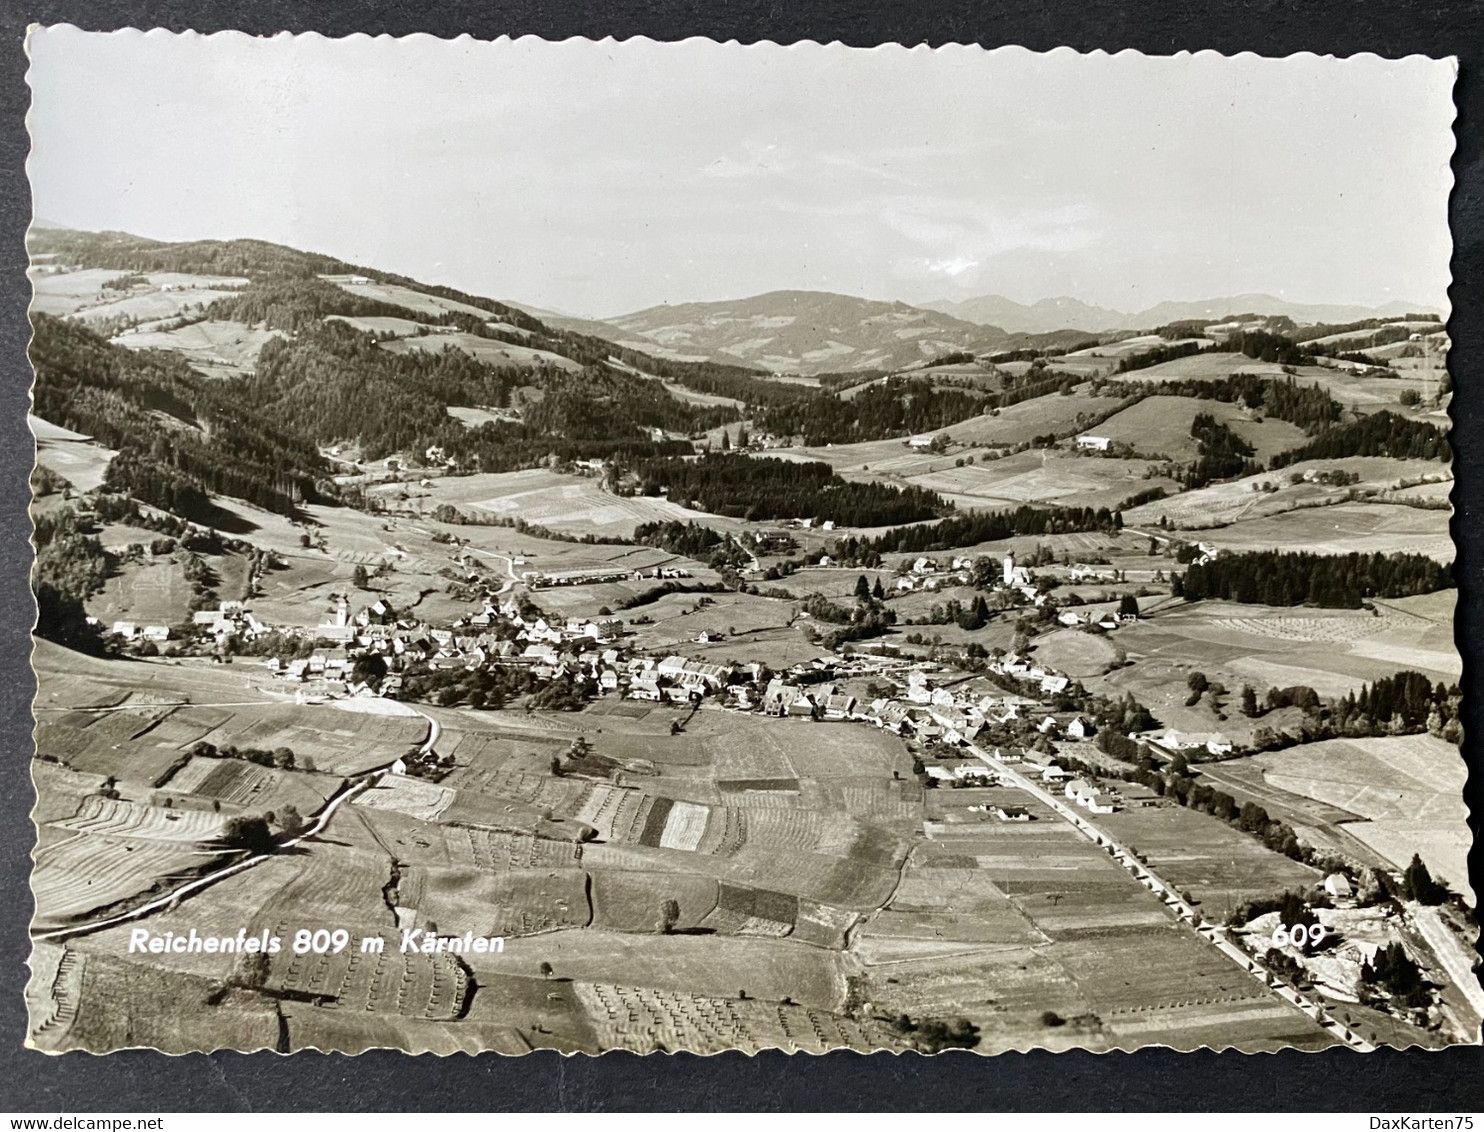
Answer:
[926,257,981,277]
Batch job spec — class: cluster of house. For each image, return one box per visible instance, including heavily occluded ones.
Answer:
[747,655,1095,753]
[906,434,945,450]
[1057,608,1134,630]
[630,655,739,703]
[197,567,1107,766]
[521,564,692,589]
[191,600,270,642]
[1138,727,1235,758]
[110,621,172,644]
[1064,776,1118,814]
[758,678,860,720]
[108,598,274,645]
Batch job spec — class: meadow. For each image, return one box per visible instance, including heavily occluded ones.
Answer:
[1248,734,1468,891]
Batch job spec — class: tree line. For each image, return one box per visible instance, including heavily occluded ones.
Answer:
[1175,550,1452,608]
[1269,411,1450,465]
[831,504,1121,564]
[632,453,947,527]
[757,375,992,446]
[1184,412,1257,489]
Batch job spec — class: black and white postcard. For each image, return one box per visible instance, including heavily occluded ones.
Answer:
[22,30,1473,1056]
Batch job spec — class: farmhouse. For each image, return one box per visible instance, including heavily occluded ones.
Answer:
[1076,434,1111,451]
[1324,873,1354,900]
[1065,778,1116,813]
[994,805,1032,822]
[761,678,793,717]
[823,692,858,720]
[630,672,662,701]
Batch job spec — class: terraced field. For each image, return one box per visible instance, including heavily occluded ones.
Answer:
[31,833,226,927]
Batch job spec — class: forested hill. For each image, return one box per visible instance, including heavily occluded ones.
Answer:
[27,227,804,411]
[30,314,328,520]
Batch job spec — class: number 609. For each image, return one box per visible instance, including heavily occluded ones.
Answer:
[1272,922,1327,949]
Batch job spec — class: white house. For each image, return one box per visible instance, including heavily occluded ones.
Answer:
[1076,435,1111,451]
[1066,778,1116,813]
[1323,873,1354,900]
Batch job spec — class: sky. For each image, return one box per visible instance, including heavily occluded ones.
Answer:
[26,30,1457,318]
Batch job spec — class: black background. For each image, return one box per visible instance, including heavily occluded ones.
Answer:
[0,0,1481,1112]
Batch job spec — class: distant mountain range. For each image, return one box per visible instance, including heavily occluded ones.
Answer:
[923,292,1443,334]
[576,288,1444,375]
[30,221,1443,378]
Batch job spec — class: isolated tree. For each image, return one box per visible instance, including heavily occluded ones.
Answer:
[549,754,565,778]
[736,424,749,449]
[352,564,370,589]
[657,898,681,935]
[229,950,271,992]
[352,653,387,689]
[539,961,554,980]
[271,746,295,770]
[1118,593,1139,617]
[872,577,885,601]
[1403,854,1447,905]
[278,805,304,837]
[1241,685,1260,717]
[854,574,872,600]
[720,430,731,451]
[221,816,275,854]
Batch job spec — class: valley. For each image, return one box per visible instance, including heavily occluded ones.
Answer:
[24,227,1473,1058]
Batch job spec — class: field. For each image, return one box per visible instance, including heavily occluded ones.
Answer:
[623,589,798,652]
[324,278,494,319]
[1093,591,1459,731]
[1093,395,1307,462]
[29,268,247,322]
[1186,502,1453,562]
[1116,351,1449,411]
[1120,352,1290,382]
[32,798,229,928]
[855,786,1333,1052]
[446,405,519,427]
[905,449,1178,512]
[1030,627,1122,678]
[1094,797,1320,912]
[1246,735,1469,892]
[372,467,734,540]
[772,389,1128,479]
[111,320,282,379]
[381,331,581,372]
[31,414,117,492]
[28,267,131,315]
[87,558,216,627]
[1124,457,1450,530]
